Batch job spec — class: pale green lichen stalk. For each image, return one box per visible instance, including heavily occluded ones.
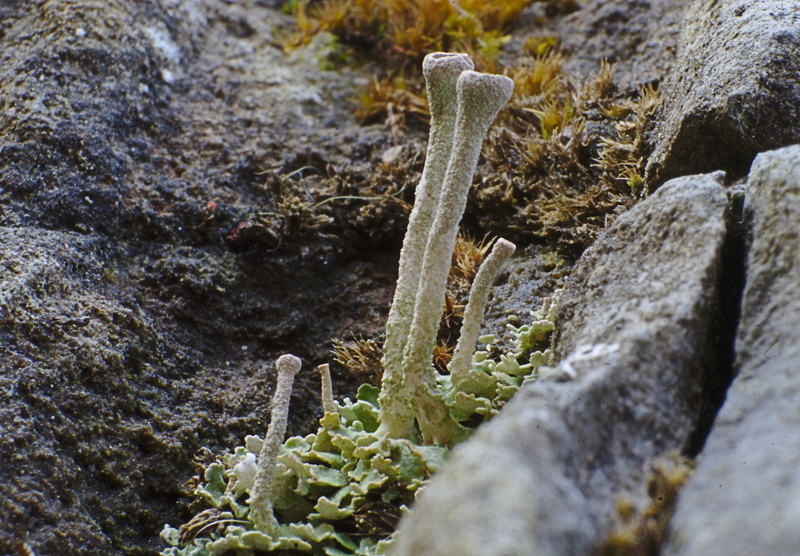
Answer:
[318,363,338,416]
[162,53,553,556]
[380,52,474,441]
[380,65,515,446]
[449,238,516,385]
[250,354,302,534]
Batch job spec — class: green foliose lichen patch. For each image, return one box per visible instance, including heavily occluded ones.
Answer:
[161,295,558,556]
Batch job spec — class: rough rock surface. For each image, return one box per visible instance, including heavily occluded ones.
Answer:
[555,0,688,86]
[392,174,729,555]
[0,227,181,552]
[0,1,389,552]
[646,0,800,185]
[663,145,800,556]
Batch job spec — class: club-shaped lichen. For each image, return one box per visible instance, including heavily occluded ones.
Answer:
[161,53,554,556]
[250,354,302,534]
[380,52,474,441]
[317,363,337,415]
[383,69,514,446]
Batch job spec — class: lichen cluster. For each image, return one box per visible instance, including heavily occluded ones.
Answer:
[160,298,558,555]
[161,49,558,555]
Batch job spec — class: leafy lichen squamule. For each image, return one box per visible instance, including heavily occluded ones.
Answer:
[161,294,557,555]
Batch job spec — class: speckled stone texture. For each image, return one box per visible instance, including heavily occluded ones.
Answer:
[664,145,800,556]
[647,0,800,185]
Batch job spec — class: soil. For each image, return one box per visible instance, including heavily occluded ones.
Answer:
[0,0,685,553]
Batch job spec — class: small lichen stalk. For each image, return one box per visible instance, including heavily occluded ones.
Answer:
[250,354,302,534]
[317,363,337,415]
[449,238,516,385]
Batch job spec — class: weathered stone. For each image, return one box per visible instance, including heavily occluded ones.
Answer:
[556,0,689,86]
[663,145,800,556]
[0,227,163,553]
[0,2,384,552]
[392,174,729,555]
[646,1,800,185]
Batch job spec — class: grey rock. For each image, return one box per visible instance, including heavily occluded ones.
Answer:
[0,2,386,552]
[663,145,800,556]
[0,227,157,552]
[557,0,689,86]
[646,0,800,185]
[392,174,729,555]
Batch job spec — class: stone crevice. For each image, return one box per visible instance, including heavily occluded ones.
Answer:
[681,184,749,458]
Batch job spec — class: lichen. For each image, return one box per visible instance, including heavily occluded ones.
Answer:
[160,295,557,556]
[161,52,557,555]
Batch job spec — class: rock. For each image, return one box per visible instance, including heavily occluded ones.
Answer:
[663,145,800,556]
[556,0,689,86]
[2,0,793,552]
[0,227,170,553]
[0,1,388,552]
[392,174,729,555]
[646,0,800,185]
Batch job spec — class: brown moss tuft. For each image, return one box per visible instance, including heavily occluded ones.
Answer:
[600,453,694,556]
[354,73,428,131]
[432,341,454,374]
[332,336,384,386]
[450,233,492,292]
[286,0,537,125]
[473,61,661,254]
[282,3,662,257]
[289,0,532,65]
[593,82,662,196]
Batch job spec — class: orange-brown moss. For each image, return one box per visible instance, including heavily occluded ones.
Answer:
[332,336,384,386]
[473,59,661,253]
[600,453,694,556]
[281,1,661,256]
[289,0,532,66]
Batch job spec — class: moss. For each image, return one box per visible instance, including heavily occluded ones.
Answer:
[600,453,694,556]
[281,2,662,255]
[284,0,535,131]
[287,0,532,66]
[219,150,420,255]
[473,59,662,253]
[332,337,384,387]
